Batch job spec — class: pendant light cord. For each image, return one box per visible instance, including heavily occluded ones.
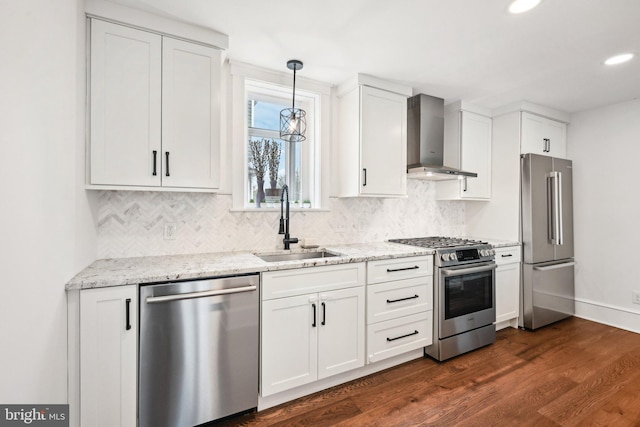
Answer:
[292,66,296,110]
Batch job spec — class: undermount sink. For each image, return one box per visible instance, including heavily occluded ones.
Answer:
[256,250,340,263]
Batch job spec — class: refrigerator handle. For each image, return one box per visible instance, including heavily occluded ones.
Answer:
[556,171,563,246]
[546,174,555,243]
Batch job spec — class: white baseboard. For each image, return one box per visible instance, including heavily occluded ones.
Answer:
[575,297,640,334]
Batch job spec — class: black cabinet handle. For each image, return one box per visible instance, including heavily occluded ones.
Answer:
[501,254,513,258]
[125,298,132,331]
[312,303,316,327]
[543,138,550,153]
[363,168,367,186]
[321,302,326,326]
[387,294,419,304]
[387,330,418,342]
[152,151,157,176]
[463,176,468,192]
[386,266,419,273]
[165,152,170,177]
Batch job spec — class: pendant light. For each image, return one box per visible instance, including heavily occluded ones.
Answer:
[280,59,307,142]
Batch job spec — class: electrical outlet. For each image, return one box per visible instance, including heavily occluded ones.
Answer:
[164,222,177,240]
[633,290,640,305]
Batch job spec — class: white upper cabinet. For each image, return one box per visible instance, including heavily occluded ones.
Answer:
[90,20,162,187]
[437,105,492,200]
[335,75,410,197]
[520,112,567,158]
[89,19,222,191]
[161,37,221,189]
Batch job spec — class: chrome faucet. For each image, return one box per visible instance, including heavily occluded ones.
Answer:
[279,184,298,250]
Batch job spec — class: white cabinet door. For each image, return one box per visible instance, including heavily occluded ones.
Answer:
[317,287,365,379]
[496,263,520,325]
[80,285,137,427]
[495,246,521,328]
[360,86,407,196]
[261,294,318,396]
[460,112,492,198]
[437,111,492,200]
[162,37,221,189]
[521,112,567,158]
[90,19,162,187]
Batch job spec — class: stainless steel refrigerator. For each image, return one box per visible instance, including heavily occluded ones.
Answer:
[520,153,575,330]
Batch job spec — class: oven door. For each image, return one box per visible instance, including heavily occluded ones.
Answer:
[439,262,496,339]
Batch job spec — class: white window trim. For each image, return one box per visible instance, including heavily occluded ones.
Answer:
[230,61,331,211]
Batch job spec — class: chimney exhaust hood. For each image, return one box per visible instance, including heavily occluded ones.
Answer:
[406,94,478,181]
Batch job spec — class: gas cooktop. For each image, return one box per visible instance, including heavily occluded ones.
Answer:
[388,236,489,249]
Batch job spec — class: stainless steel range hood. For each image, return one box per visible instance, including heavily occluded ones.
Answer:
[407,94,477,181]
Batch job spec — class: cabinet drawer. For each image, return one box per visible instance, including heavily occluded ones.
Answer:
[495,246,522,265]
[367,256,432,284]
[367,276,432,324]
[367,311,432,364]
[262,263,365,300]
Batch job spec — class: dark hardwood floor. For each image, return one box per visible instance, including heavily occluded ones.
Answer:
[217,318,640,426]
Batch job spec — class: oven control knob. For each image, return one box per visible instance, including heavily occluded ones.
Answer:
[450,253,457,261]
[441,253,449,262]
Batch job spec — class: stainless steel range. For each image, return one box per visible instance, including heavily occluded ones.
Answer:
[388,237,497,361]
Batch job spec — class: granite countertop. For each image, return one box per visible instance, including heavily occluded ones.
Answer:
[66,242,434,290]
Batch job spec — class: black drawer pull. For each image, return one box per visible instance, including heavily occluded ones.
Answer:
[165,152,170,177]
[387,330,419,342]
[125,298,132,331]
[386,266,419,273]
[501,254,513,258]
[321,302,326,326]
[387,294,419,304]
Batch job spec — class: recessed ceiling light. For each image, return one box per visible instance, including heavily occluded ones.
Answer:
[604,53,635,66]
[508,0,542,14]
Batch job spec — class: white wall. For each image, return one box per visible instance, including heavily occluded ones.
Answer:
[569,99,640,333]
[0,0,97,403]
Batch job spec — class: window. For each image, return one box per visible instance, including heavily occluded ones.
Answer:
[230,63,330,212]
[245,80,318,208]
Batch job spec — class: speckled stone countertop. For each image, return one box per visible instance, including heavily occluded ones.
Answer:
[66,242,435,290]
[469,238,521,248]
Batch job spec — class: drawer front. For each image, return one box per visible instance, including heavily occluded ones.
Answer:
[367,311,432,364]
[367,276,432,324]
[262,263,365,300]
[495,245,522,265]
[367,256,433,285]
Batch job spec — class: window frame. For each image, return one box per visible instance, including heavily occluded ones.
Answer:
[230,62,331,211]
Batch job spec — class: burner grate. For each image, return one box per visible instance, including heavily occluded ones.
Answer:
[389,236,488,249]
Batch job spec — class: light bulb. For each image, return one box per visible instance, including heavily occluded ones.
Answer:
[289,115,298,132]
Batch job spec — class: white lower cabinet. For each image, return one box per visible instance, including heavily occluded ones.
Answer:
[260,263,366,397]
[79,285,137,427]
[366,256,433,364]
[495,246,522,329]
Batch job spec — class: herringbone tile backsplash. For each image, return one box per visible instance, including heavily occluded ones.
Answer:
[96,180,464,259]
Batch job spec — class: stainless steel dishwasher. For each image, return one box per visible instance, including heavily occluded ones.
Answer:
[139,274,259,427]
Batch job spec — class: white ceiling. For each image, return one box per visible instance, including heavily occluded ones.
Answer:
[111,0,640,113]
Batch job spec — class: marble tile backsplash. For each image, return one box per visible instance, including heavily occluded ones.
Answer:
[96,180,465,259]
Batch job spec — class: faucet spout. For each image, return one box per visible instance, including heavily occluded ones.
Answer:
[279,184,298,250]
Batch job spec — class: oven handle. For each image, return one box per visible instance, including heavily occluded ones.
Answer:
[441,263,496,277]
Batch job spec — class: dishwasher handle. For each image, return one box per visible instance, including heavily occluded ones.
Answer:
[146,284,257,304]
